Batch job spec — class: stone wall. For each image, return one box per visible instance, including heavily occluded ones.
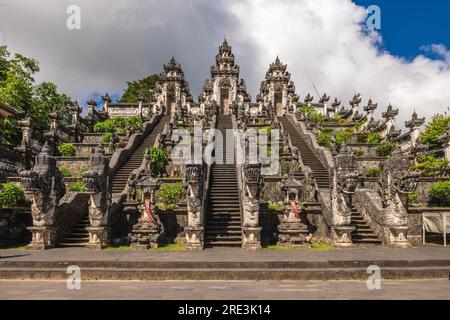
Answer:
[0,207,32,247]
[56,157,90,176]
[55,192,90,242]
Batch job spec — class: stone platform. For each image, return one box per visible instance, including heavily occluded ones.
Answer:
[0,246,449,281]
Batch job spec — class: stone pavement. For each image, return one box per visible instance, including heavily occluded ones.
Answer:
[0,279,449,300]
[1,245,450,263]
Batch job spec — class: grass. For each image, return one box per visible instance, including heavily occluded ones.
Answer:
[262,245,296,251]
[151,243,185,251]
[104,246,133,251]
[310,243,336,251]
[104,243,186,251]
[2,245,27,250]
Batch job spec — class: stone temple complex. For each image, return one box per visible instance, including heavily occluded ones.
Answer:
[1,39,449,251]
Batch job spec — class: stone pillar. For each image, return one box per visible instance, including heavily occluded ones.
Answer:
[242,163,262,250]
[19,141,66,249]
[408,114,425,147]
[16,117,32,169]
[83,144,111,249]
[277,173,310,246]
[184,164,204,251]
[379,148,420,247]
[129,175,162,249]
[330,147,361,247]
[102,93,111,114]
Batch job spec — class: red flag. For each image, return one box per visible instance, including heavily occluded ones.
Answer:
[145,201,156,224]
[291,201,299,219]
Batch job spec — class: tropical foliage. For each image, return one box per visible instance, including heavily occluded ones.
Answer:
[156,183,185,210]
[118,74,159,103]
[429,181,450,206]
[0,182,25,208]
[420,115,450,149]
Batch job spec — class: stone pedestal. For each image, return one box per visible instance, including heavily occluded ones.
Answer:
[242,227,261,250]
[130,227,162,250]
[86,226,109,250]
[331,226,355,247]
[26,226,56,250]
[277,219,310,247]
[185,227,204,251]
[388,226,409,248]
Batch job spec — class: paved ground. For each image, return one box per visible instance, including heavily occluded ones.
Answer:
[0,279,449,299]
[1,245,450,262]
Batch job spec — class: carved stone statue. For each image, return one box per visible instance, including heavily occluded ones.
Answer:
[19,141,65,249]
[242,163,262,249]
[83,144,111,249]
[184,164,204,250]
[377,148,420,247]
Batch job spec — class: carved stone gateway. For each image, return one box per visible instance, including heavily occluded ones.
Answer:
[83,144,111,249]
[184,164,204,251]
[277,173,310,246]
[379,148,420,247]
[129,175,163,249]
[19,142,65,249]
[242,163,262,250]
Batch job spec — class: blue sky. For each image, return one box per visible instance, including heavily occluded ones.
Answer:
[354,0,450,60]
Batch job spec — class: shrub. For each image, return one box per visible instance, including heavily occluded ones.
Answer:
[102,132,117,144]
[156,183,185,210]
[429,181,450,206]
[356,148,365,157]
[59,167,72,178]
[317,133,332,149]
[366,133,380,144]
[420,115,450,149]
[268,202,284,211]
[93,119,115,133]
[321,127,334,134]
[338,119,348,126]
[94,116,143,135]
[366,167,381,177]
[57,143,76,157]
[69,180,85,192]
[335,129,353,151]
[415,155,448,175]
[408,193,419,205]
[375,142,397,157]
[146,146,168,177]
[309,111,326,124]
[0,183,25,208]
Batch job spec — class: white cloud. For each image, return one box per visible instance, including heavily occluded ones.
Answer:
[1,0,449,126]
[227,0,450,125]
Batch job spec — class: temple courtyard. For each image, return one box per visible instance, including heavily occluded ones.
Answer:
[0,279,449,300]
[1,246,450,299]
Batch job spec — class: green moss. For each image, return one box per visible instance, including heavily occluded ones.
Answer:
[151,243,185,251]
[310,243,336,251]
[262,245,295,251]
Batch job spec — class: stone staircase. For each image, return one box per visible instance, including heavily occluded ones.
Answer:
[205,115,242,247]
[58,215,90,248]
[111,115,170,194]
[351,207,382,245]
[278,117,330,189]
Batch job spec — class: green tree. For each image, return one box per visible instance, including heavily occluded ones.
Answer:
[31,82,72,139]
[420,115,450,149]
[0,48,39,110]
[119,74,159,103]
